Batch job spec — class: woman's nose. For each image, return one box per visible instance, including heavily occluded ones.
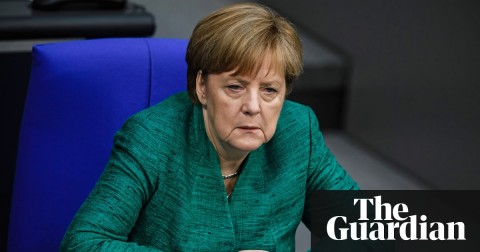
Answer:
[241,90,261,115]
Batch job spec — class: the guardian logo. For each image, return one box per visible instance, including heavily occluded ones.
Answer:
[326,196,466,241]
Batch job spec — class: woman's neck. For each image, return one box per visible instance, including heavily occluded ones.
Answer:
[202,109,249,173]
[217,154,247,175]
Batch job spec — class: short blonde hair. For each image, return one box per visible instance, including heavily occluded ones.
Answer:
[186,3,303,104]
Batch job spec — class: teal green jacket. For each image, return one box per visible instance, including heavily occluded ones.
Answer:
[61,92,359,251]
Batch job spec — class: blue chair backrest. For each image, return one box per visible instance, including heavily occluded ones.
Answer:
[8,38,188,251]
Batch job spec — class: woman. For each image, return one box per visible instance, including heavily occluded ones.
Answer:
[61,3,358,251]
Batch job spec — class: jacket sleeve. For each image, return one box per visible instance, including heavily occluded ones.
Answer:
[302,107,359,229]
[60,117,162,252]
[301,107,394,252]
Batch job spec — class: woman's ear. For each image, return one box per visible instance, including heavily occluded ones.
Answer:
[195,70,207,105]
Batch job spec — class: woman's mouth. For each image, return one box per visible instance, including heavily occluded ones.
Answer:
[237,126,261,131]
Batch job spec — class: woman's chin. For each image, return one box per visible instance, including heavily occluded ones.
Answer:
[229,139,264,152]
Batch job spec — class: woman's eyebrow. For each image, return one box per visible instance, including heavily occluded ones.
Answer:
[225,76,248,84]
[261,80,282,86]
[228,75,283,85]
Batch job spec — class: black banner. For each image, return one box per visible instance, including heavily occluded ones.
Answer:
[310,190,480,252]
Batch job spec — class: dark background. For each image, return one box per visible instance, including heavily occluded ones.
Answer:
[261,0,480,190]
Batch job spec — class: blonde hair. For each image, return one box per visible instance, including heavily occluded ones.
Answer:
[186,3,303,104]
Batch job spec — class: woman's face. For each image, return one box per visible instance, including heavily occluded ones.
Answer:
[196,55,286,157]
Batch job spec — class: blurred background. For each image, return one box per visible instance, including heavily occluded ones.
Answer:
[1,0,479,251]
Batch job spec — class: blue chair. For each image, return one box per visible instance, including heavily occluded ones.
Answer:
[8,38,188,251]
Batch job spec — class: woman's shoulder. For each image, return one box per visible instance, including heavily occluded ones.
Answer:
[118,92,193,141]
[267,100,317,149]
[136,91,192,120]
[279,99,315,128]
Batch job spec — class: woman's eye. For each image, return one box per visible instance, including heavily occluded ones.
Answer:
[263,87,277,94]
[227,85,243,91]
